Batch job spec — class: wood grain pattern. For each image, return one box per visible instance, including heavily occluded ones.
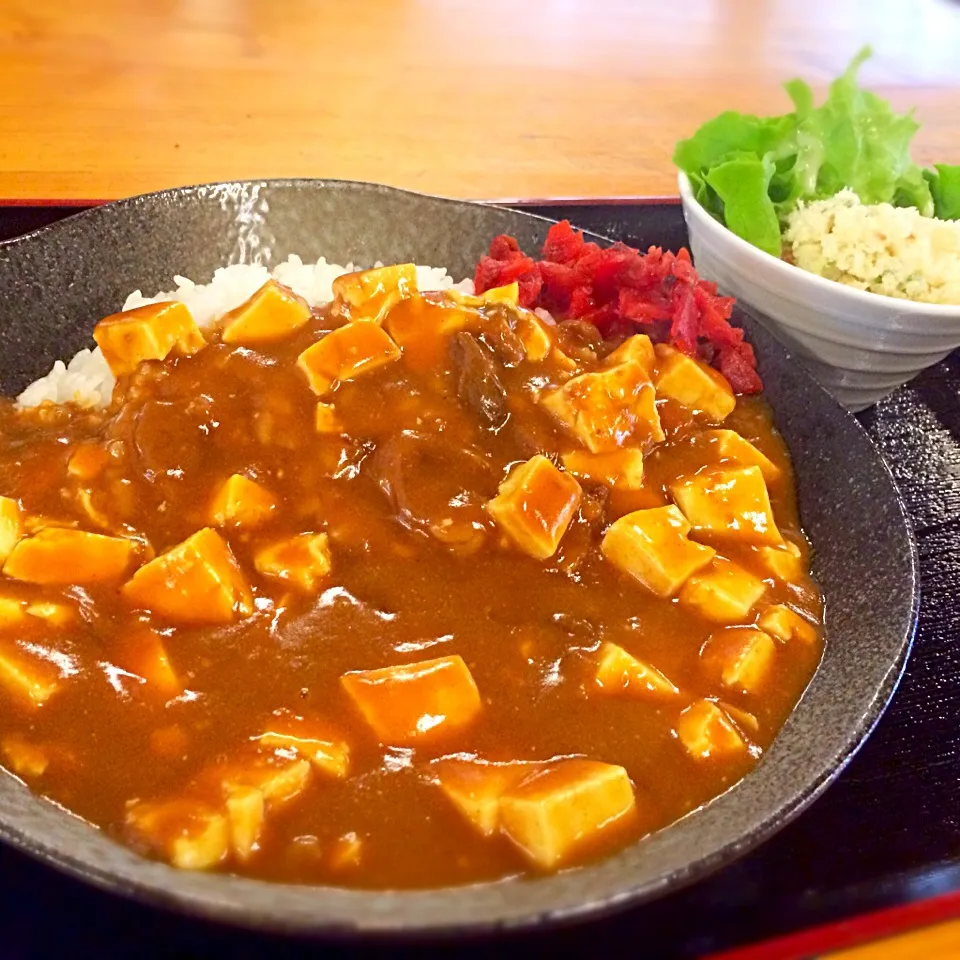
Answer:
[0,0,958,201]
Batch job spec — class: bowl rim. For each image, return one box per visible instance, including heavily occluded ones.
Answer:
[676,171,960,319]
[0,178,922,936]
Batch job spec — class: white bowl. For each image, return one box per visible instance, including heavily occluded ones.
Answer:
[677,171,960,411]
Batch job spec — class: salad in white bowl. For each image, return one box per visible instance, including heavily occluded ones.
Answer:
[674,48,960,410]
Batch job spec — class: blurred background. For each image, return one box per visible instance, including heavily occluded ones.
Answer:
[1,0,958,202]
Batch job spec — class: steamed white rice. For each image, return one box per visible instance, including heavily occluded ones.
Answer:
[17,256,474,410]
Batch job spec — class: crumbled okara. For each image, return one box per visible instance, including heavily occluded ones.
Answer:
[757,605,818,645]
[541,362,664,453]
[499,759,637,870]
[676,699,748,760]
[561,448,644,492]
[1,735,50,778]
[258,720,350,779]
[125,799,229,871]
[225,784,265,861]
[754,541,804,582]
[297,322,401,396]
[701,627,777,695]
[671,465,782,547]
[601,505,715,598]
[332,263,418,323]
[654,343,736,422]
[0,496,23,565]
[122,528,252,624]
[209,474,277,529]
[594,642,679,699]
[679,556,767,624]
[603,334,656,380]
[220,279,311,344]
[341,655,482,746]
[703,429,781,482]
[0,649,60,707]
[433,759,539,837]
[486,455,581,560]
[93,301,206,378]
[3,528,135,584]
[254,532,332,592]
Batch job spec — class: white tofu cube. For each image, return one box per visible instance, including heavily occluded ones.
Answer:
[654,343,736,422]
[603,334,656,379]
[254,533,332,592]
[594,642,679,699]
[679,556,767,624]
[499,759,636,869]
[433,759,537,837]
[671,466,782,547]
[541,362,664,453]
[0,497,22,565]
[756,604,819,645]
[676,699,748,760]
[561,448,645,491]
[754,541,804,582]
[701,627,777,694]
[601,505,715,597]
[486,456,581,560]
[225,785,265,861]
[126,799,229,871]
[703,429,781,482]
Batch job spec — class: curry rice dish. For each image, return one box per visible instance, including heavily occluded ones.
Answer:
[0,243,823,889]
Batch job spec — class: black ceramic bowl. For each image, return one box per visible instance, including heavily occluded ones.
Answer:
[0,181,918,935]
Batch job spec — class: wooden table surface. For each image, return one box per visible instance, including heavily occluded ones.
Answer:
[1,0,958,202]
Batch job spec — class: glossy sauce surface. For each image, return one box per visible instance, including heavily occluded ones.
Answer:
[0,283,823,888]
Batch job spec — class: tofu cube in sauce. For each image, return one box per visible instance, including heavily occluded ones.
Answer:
[601,505,715,598]
[654,343,736,422]
[341,655,482,746]
[332,263,418,323]
[122,528,252,624]
[253,532,332,592]
[0,497,22,564]
[499,760,637,870]
[486,456,581,560]
[433,759,539,837]
[679,556,767,624]
[671,465,782,547]
[209,474,277,529]
[676,700,749,760]
[594,642,679,700]
[541,363,663,453]
[4,528,135,584]
[93,301,206,377]
[701,627,777,695]
[220,280,312,344]
[297,322,401,396]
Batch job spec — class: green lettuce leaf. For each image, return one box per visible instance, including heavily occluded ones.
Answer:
[925,164,960,220]
[673,46,955,252]
[705,156,782,256]
[791,47,919,206]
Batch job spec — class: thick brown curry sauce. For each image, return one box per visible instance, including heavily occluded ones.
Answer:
[0,272,823,888]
